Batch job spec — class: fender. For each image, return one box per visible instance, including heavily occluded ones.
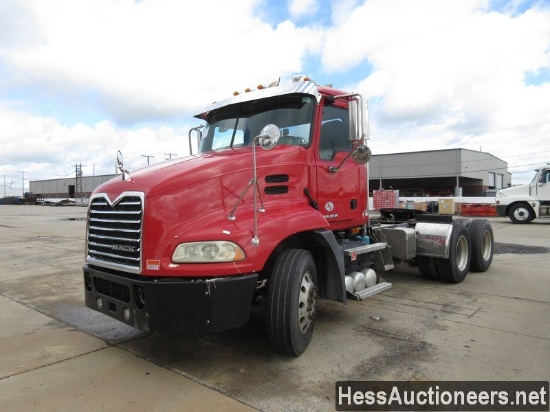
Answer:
[496,185,541,218]
[146,201,332,277]
[255,210,347,303]
[312,229,346,303]
[496,198,539,219]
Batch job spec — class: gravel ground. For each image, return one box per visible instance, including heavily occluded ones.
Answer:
[494,242,550,255]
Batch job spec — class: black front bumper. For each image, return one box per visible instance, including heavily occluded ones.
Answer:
[495,204,507,217]
[83,264,258,333]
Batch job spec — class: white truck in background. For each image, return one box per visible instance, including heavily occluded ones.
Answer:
[495,163,550,223]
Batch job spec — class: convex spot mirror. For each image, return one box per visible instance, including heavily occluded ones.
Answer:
[351,145,372,164]
[258,124,280,150]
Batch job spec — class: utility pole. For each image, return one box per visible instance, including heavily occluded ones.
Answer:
[4,177,15,198]
[76,164,84,200]
[141,154,155,165]
[17,171,27,198]
[71,164,86,200]
[164,152,177,160]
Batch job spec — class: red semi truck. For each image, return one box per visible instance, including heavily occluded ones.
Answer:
[83,76,494,356]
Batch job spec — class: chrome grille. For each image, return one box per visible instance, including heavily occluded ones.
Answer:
[87,194,143,272]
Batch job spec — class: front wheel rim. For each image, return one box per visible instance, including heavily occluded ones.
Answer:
[298,271,316,334]
[513,207,529,221]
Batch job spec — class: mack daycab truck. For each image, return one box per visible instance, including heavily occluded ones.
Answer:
[495,163,550,223]
[83,76,494,356]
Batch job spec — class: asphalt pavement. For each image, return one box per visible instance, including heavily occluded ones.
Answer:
[0,205,548,411]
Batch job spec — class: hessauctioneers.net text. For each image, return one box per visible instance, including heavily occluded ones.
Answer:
[335,381,549,411]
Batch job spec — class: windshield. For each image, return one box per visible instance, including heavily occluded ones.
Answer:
[537,168,550,184]
[199,94,315,153]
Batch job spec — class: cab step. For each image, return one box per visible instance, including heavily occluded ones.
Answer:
[348,279,392,301]
[343,242,387,256]
[342,241,395,271]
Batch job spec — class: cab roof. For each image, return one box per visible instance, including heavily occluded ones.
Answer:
[193,77,351,120]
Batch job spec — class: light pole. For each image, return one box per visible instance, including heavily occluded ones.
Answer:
[141,154,154,165]
[17,171,26,198]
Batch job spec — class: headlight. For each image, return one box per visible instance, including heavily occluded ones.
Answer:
[172,241,246,263]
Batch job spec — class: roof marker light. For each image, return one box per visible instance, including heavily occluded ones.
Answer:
[291,75,311,83]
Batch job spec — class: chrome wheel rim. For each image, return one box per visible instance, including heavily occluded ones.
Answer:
[456,235,469,272]
[481,230,492,261]
[298,271,316,334]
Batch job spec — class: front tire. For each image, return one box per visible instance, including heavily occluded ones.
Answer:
[267,249,318,356]
[509,203,534,224]
[437,223,471,283]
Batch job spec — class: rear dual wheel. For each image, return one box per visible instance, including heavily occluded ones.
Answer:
[438,223,471,283]
[454,218,494,272]
[468,219,494,272]
[419,219,494,282]
[418,223,471,283]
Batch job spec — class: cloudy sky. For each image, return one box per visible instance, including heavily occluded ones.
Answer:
[1,0,549,196]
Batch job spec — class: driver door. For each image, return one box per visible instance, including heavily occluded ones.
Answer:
[533,168,550,201]
[315,103,367,230]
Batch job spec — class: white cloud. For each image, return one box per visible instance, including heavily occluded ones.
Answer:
[1,0,549,189]
[289,0,318,20]
[330,0,362,25]
[325,0,550,183]
[0,106,192,187]
[2,0,320,124]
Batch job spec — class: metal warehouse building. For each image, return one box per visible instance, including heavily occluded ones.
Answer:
[30,174,117,200]
[369,148,511,197]
[29,148,511,200]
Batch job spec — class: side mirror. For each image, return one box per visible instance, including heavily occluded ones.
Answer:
[329,145,372,173]
[188,125,204,155]
[227,124,281,245]
[348,98,368,141]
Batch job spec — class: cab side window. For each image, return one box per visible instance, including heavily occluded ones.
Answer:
[319,105,350,160]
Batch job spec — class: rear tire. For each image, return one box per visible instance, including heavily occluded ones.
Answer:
[437,223,471,283]
[417,256,441,280]
[267,249,318,356]
[454,217,472,228]
[468,219,494,272]
[509,203,534,224]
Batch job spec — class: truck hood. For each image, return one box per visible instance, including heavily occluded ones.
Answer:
[496,184,530,200]
[94,145,305,201]
[90,145,313,273]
